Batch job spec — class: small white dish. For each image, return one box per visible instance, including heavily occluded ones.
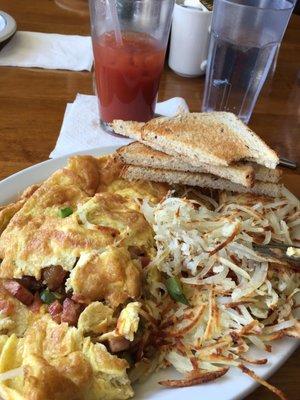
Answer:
[0,11,16,44]
[0,146,298,400]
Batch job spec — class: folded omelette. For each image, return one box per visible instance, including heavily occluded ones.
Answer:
[0,155,168,400]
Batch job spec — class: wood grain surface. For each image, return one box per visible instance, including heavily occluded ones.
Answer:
[0,1,299,399]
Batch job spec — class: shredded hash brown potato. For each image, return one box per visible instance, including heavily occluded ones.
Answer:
[137,188,300,399]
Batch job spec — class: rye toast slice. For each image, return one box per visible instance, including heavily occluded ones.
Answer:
[112,112,279,169]
[117,142,282,187]
[117,142,255,187]
[122,165,284,198]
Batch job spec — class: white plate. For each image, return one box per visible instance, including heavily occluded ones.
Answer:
[0,146,298,400]
[0,11,16,43]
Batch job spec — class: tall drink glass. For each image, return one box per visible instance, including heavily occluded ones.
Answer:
[89,0,175,134]
[202,0,295,123]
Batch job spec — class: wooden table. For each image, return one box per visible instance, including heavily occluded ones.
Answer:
[0,1,299,399]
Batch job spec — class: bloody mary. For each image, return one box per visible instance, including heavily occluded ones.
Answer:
[93,31,165,123]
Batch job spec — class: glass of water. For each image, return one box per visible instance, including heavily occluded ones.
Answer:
[202,0,295,123]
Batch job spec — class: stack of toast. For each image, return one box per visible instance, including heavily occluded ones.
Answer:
[113,112,284,197]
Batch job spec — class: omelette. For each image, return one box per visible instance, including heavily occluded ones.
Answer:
[0,154,168,400]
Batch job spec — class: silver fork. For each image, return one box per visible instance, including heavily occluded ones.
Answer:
[279,158,297,169]
[253,242,300,267]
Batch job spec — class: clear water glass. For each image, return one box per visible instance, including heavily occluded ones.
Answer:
[202,0,295,123]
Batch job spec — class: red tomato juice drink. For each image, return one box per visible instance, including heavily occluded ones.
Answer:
[93,31,165,123]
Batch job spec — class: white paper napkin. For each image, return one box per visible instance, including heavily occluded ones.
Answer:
[50,94,189,158]
[184,0,209,11]
[0,31,93,71]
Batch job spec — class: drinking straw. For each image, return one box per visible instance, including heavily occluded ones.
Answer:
[107,0,123,45]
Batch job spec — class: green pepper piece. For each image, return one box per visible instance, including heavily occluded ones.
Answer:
[166,276,189,306]
[40,289,57,305]
[58,207,73,218]
[53,292,63,300]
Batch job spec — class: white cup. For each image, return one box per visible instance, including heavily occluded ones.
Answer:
[168,2,212,77]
